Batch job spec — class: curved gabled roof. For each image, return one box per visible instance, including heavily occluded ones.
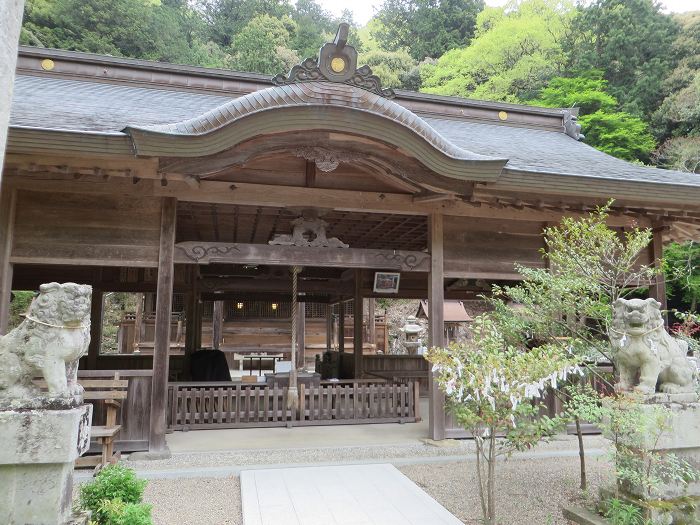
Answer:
[124,82,508,182]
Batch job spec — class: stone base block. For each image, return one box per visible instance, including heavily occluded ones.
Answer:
[0,405,92,525]
[599,486,700,525]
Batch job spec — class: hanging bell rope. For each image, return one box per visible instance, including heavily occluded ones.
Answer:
[287,266,301,411]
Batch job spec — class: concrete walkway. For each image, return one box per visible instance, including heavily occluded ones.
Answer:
[241,464,463,525]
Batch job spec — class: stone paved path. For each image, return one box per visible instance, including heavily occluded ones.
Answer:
[241,463,463,525]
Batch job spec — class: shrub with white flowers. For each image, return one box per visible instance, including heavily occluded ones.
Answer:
[426,314,582,525]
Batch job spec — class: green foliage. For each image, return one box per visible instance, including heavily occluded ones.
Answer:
[21,0,222,66]
[531,71,657,162]
[96,498,152,525]
[359,49,418,89]
[79,465,148,524]
[288,0,335,59]
[421,0,573,102]
[664,241,700,310]
[566,0,679,118]
[228,14,299,74]
[426,314,577,525]
[655,136,700,173]
[196,0,292,48]
[580,110,657,162]
[603,497,646,525]
[602,397,698,498]
[8,291,35,330]
[373,0,484,60]
[494,203,656,363]
[531,71,616,113]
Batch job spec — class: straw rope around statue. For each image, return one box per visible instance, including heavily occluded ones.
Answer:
[287,266,302,411]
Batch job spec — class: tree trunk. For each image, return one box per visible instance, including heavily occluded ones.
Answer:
[487,429,497,525]
[575,416,587,490]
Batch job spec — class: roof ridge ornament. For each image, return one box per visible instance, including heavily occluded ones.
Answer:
[272,23,396,99]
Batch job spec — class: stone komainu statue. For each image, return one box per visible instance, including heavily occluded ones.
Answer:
[0,282,91,405]
[609,297,696,394]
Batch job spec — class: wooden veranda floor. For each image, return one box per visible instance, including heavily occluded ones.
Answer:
[240,464,463,525]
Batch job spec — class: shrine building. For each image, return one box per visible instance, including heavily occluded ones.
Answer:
[3,26,699,454]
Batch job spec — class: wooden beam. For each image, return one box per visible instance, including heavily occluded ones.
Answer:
[0,188,16,334]
[86,289,103,370]
[338,303,345,353]
[367,298,376,345]
[305,161,316,188]
[212,299,224,350]
[149,197,177,454]
[175,242,430,272]
[649,227,667,322]
[326,304,333,351]
[428,213,446,441]
[133,292,144,352]
[6,175,647,226]
[354,270,363,378]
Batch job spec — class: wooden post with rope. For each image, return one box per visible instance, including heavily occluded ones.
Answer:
[287,266,301,416]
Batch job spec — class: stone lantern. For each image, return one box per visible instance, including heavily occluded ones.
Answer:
[400,316,424,355]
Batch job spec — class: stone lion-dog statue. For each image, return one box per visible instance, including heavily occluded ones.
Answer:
[609,297,696,395]
[0,282,91,406]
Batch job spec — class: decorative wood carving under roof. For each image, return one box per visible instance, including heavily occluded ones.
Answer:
[272,23,395,98]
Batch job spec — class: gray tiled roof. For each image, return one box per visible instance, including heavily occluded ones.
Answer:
[10,74,700,188]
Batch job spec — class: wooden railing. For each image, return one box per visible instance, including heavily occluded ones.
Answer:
[167,380,420,430]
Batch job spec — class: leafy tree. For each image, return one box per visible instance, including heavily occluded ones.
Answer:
[664,241,700,311]
[653,13,700,171]
[655,136,700,173]
[228,14,299,75]
[21,0,227,66]
[289,0,336,59]
[566,0,679,118]
[420,0,574,102]
[579,110,657,162]
[360,48,418,89]
[373,0,484,60]
[531,72,657,162]
[426,316,575,525]
[195,0,292,48]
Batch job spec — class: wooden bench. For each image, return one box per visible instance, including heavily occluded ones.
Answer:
[75,373,128,468]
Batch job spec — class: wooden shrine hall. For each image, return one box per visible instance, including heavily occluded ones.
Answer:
[4,25,700,454]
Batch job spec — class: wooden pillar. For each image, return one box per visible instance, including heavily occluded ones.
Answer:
[149,197,176,453]
[0,188,16,334]
[86,289,103,369]
[354,270,363,379]
[212,300,224,350]
[338,303,345,353]
[297,302,306,369]
[367,298,376,347]
[428,213,446,440]
[649,227,667,319]
[133,292,144,353]
[326,304,333,351]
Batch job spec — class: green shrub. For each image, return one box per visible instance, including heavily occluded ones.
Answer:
[97,498,152,525]
[79,465,148,524]
[603,498,647,525]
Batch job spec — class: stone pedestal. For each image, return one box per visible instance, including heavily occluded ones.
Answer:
[0,404,92,525]
[605,398,700,524]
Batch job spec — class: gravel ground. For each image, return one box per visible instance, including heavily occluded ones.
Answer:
[126,434,610,525]
[145,476,242,525]
[400,455,610,525]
